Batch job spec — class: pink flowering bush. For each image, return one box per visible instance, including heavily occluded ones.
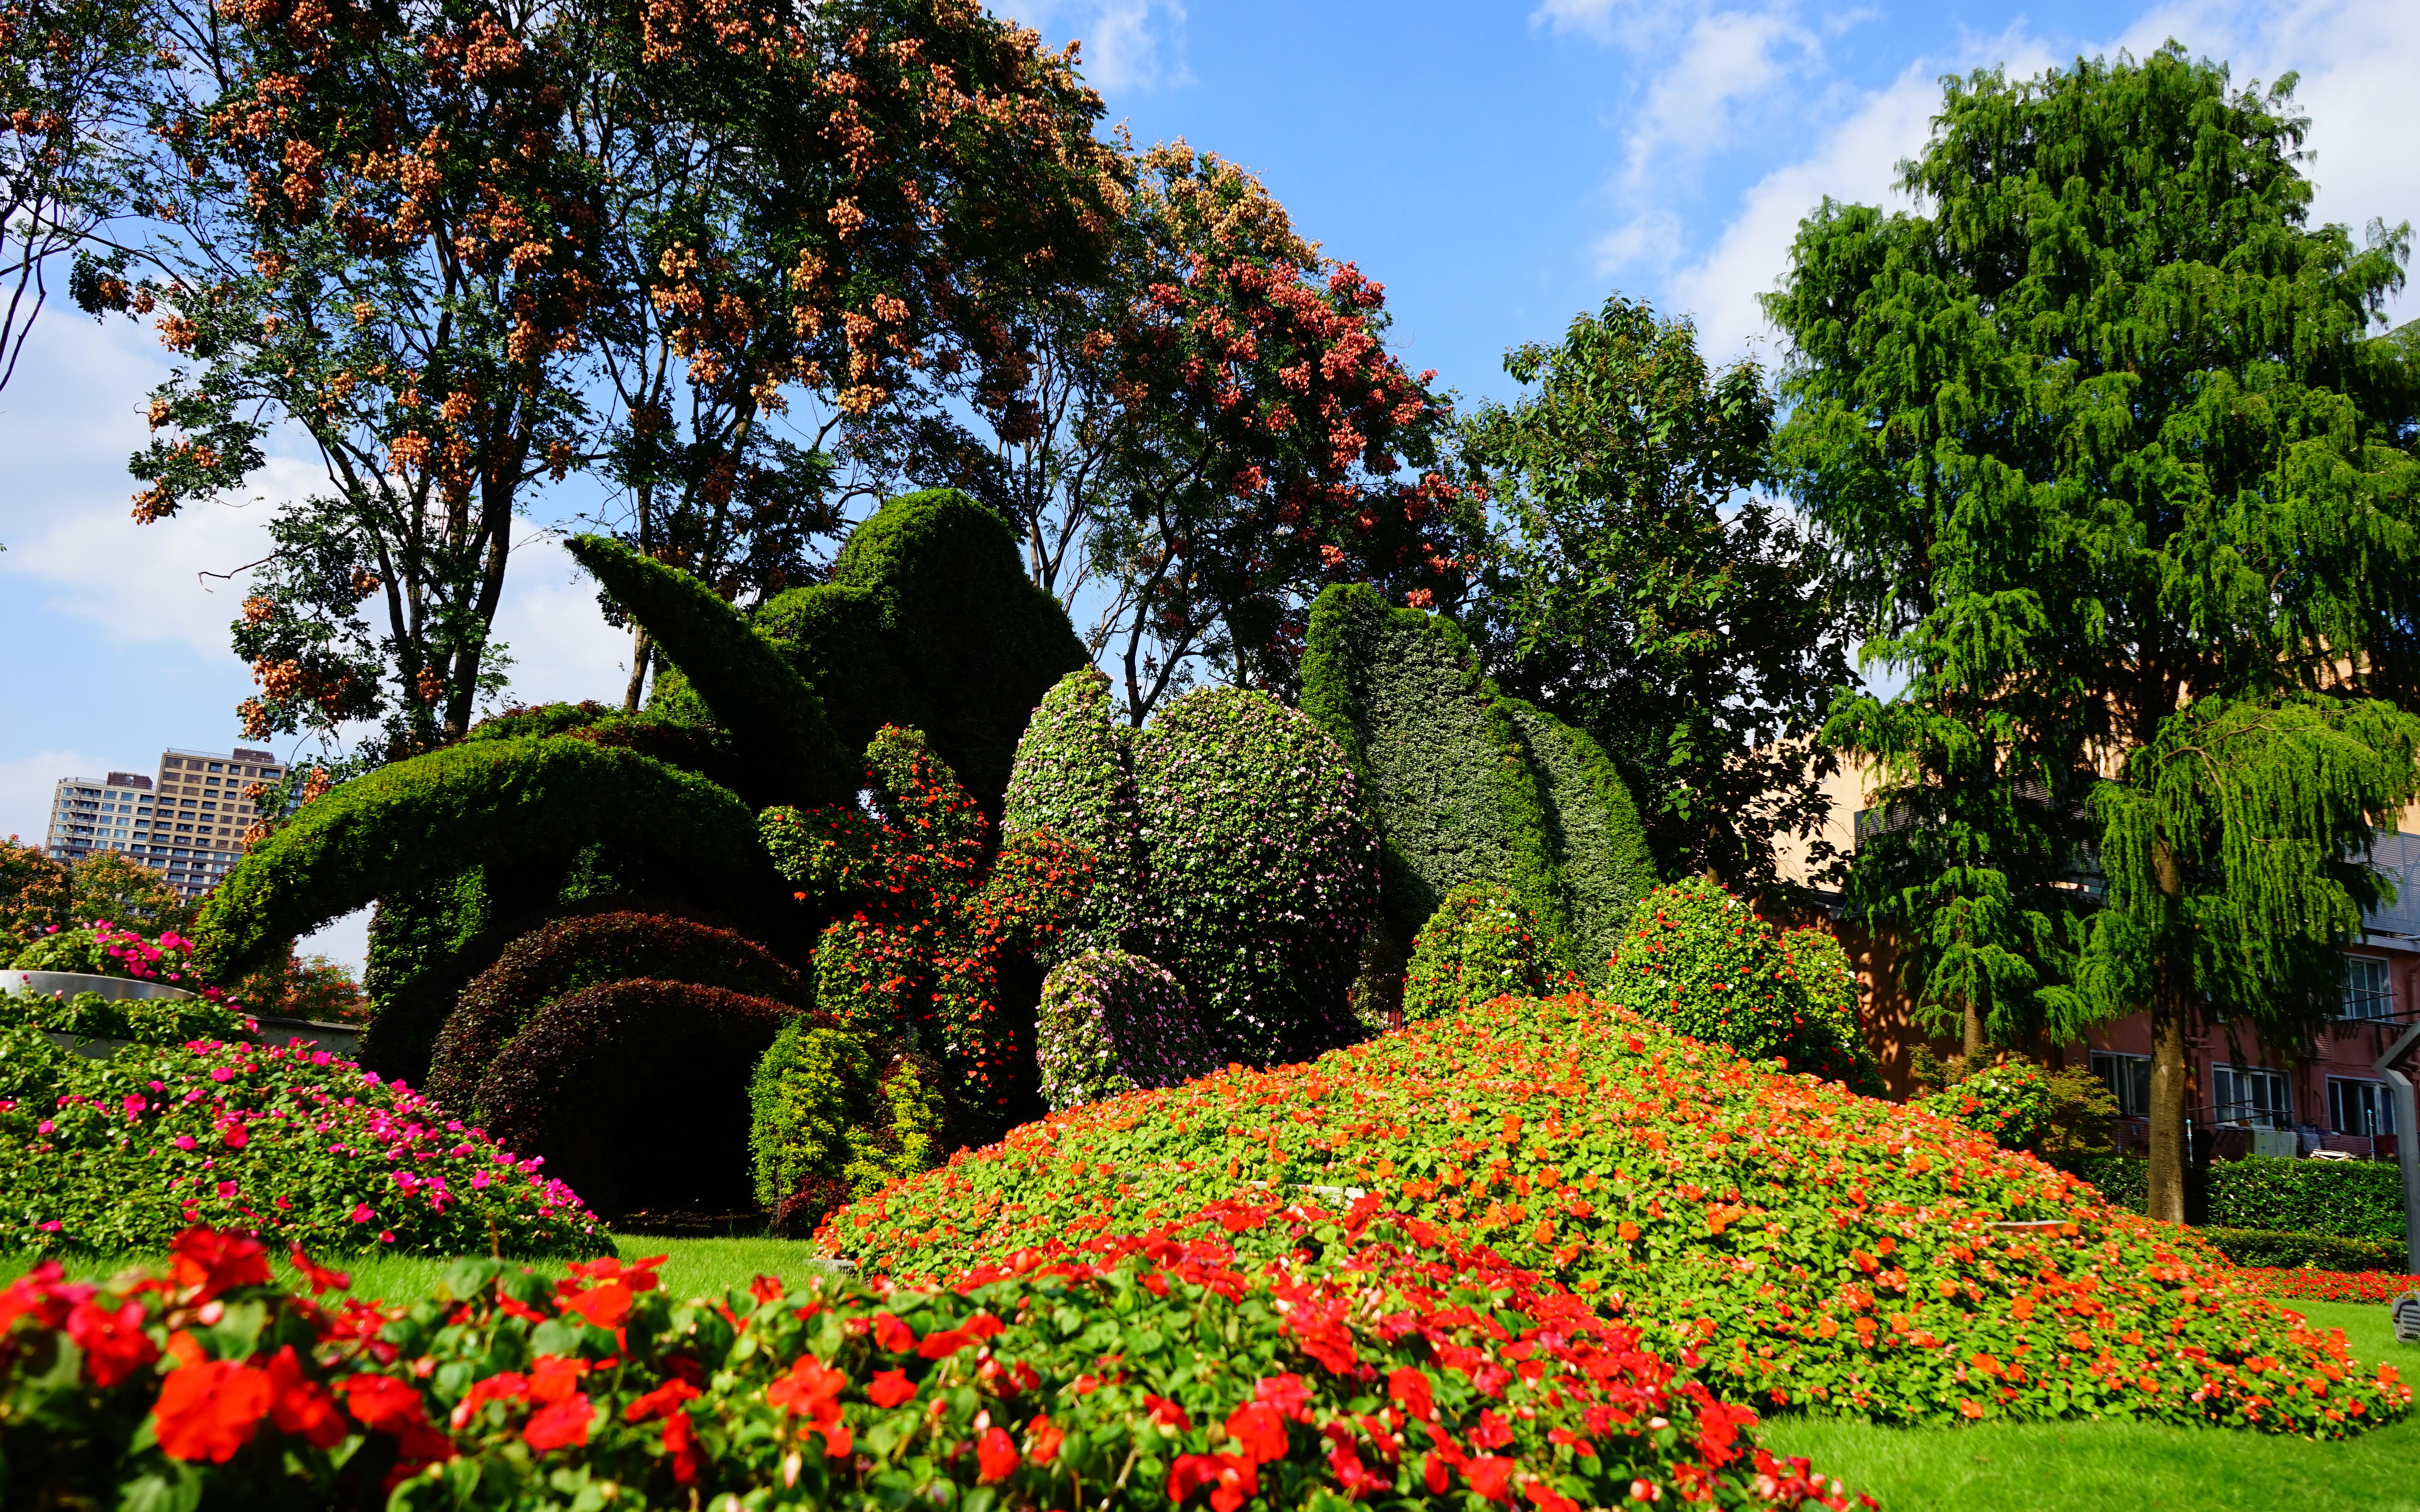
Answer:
[9,921,226,1000]
[0,1022,598,1255]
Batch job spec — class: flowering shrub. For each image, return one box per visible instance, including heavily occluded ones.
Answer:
[1002,669,1150,963]
[819,993,2410,1435]
[749,1016,947,1230]
[1401,879,1573,1023]
[1601,881,1882,1094]
[1036,948,1215,1111]
[0,986,246,1048]
[0,1217,1865,1512]
[10,920,227,1000]
[762,724,1092,1139]
[2235,1268,2420,1304]
[1919,1059,2055,1151]
[0,1023,595,1254]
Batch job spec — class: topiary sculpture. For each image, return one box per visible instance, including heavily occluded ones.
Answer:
[1035,949,1215,1111]
[749,1020,947,1236]
[426,911,810,1112]
[1601,878,1883,1093]
[1298,582,1656,984]
[1400,878,1572,1023]
[760,724,1092,1141]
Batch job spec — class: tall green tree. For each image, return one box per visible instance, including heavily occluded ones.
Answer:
[1765,45,2420,1220]
[1464,294,1851,890]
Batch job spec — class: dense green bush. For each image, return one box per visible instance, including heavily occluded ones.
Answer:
[0,1217,1863,1512]
[763,725,1091,1139]
[753,489,1088,816]
[0,987,244,1047]
[748,1018,946,1233]
[471,979,803,1220]
[1498,699,1659,983]
[1001,669,1148,962]
[1400,879,1568,1023]
[1600,879,1882,1093]
[1035,948,1214,1110]
[426,911,807,1112]
[2208,1156,2407,1244]
[1129,688,1377,1065]
[2055,1151,2149,1213]
[2198,1226,2408,1272]
[0,1023,597,1254]
[819,991,2411,1434]
[1921,1059,2057,1150]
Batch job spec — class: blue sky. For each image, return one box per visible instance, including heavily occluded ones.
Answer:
[2,0,2414,967]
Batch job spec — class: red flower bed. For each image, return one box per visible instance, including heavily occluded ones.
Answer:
[0,1217,1865,1511]
[817,992,2412,1435]
[2237,1268,2420,1305]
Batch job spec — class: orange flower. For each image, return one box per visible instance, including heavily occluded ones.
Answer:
[154,1356,274,1462]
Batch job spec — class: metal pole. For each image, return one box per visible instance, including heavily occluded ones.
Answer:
[2375,1017,2420,1278]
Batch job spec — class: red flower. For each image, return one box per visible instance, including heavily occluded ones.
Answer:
[524,1395,593,1451]
[264,1346,347,1448]
[867,1368,917,1408]
[1464,1455,1515,1500]
[286,1244,351,1295]
[557,1281,631,1329]
[661,1405,705,1483]
[1027,1412,1065,1464]
[975,1425,1019,1482]
[67,1296,157,1387]
[872,1311,918,1352]
[168,1227,271,1302]
[766,1353,852,1457]
[1224,1400,1289,1463]
[1144,1393,1192,1431]
[1168,1451,1258,1511]
[1387,1367,1435,1422]
[530,1355,590,1404]
[449,1371,530,1428]
[1254,1372,1312,1420]
[626,1378,701,1422]
[154,1356,274,1462]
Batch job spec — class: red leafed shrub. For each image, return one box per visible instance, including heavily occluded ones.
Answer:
[470,979,809,1220]
[0,1215,1865,1512]
[816,992,2412,1436]
[2236,1268,2420,1304]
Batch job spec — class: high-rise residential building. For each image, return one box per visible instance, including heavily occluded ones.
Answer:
[46,746,293,900]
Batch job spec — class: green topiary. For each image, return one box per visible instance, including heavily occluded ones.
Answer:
[426,911,809,1112]
[1600,878,1883,1093]
[747,1018,946,1229]
[1001,669,1147,961]
[761,725,1092,1140]
[1499,698,1658,984]
[754,489,1088,816]
[191,737,780,985]
[1035,948,1215,1111]
[1400,879,1571,1023]
[562,538,856,808]
[471,979,806,1220]
[1129,687,1378,1065]
[1920,1058,2056,1150]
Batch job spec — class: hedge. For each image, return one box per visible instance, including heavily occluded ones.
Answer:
[0,1219,1866,1512]
[1035,948,1214,1111]
[2208,1155,2409,1245]
[1498,698,1658,985]
[0,985,244,1048]
[0,1022,597,1254]
[754,489,1089,816]
[2198,1226,2409,1272]
[561,537,855,808]
[747,1020,947,1231]
[1299,583,1562,945]
[191,738,780,985]
[1400,879,1569,1023]
[825,993,2416,1435]
[470,979,804,1220]
[1001,668,1149,962]
[1129,688,1377,1066]
[426,911,809,1113]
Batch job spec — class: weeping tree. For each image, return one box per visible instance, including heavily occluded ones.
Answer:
[1766,45,2420,1220]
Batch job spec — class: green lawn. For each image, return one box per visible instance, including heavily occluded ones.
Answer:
[1759,1300,2420,1512]
[12,1244,2417,1510]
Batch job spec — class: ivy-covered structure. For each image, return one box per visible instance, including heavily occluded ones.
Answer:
[1298,583,1658,982]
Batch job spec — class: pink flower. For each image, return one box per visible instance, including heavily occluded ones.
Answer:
[173,1135,198,1151]
[351,1204,373,1223]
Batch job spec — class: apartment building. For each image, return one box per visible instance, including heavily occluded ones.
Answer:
[46,746,292,901]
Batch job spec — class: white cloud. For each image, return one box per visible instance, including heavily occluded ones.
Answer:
[1593,207,1685,273]
[0,750,105,851]
[1017,0,1192,95]
[488,529,640,710]
[1625,9,1818,185]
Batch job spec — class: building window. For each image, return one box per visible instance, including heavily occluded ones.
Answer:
[2328,1077,2399,1137]
[2090,1051,2151,1117]
[2341,956,2394,1021]
[2209,1064,2292,1129]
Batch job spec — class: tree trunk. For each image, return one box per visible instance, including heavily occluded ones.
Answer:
[2145,835,2192,1224]
[624,625,652,712]
[1961,997,1987,1060]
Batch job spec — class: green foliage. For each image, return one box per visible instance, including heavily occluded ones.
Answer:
[2197,1227,2409,1273]
[359,866,498,1083]
[1465,294,1852,888]
[470,979,802,1220]
[1920,1059,2056,1151]
[1601,880,1882,1093]
[2055,1152,2149,1214]
[1400,879,1567,1023]
[1001,669,1147,960]
[747,1018,944,1227]
[1034,948,1214,1111]
[562,536,855,807]
[1300,583,1561,944]
[0,987,244,1047]
[0,837,69,962]
[192,737,780,986]
[2207,1158,2408,1245]
[753,489,1088,815]
[818,992,2404,1434]
[427,911,809,1113]
[1129,688,1377,1065]
[1499,698,1658,983]
[0,1021,598,1254]
[0,841,193,962]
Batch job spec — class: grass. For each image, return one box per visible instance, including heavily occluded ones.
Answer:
[1759,1300,2420,1512]
[11,1244,2418,1510]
